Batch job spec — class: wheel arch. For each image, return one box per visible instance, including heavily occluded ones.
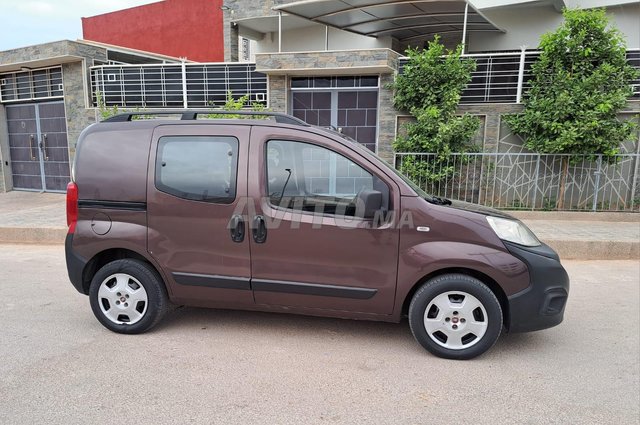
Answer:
[401,267,510,327]
[81,248,166,295]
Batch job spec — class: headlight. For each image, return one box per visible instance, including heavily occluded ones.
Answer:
[486,216,541,247]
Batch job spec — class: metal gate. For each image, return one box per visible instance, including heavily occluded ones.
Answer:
[6,102,70,192]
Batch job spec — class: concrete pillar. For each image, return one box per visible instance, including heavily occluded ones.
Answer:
[61,62,97,162]
[268,75,287,112]
[377,73,396,162]
[223,6,239,62]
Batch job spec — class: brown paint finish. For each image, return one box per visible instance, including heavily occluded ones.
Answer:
[146,124,254,305]
[75,125,156,202]
[247,125,400,315]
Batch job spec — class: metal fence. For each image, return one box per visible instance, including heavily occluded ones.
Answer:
[0,66,64,103]
[86,50,639,109]
[394,152,640,211]
[90,62,268,108]
[399,49,640,104]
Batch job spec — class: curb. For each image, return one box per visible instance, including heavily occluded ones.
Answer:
[0,227,637,260]
[509,211,640,223]
[543,240,639,261]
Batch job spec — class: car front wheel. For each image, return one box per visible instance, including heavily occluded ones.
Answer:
[408,274,503,360]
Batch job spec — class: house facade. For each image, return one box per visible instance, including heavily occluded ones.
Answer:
[0,0,638,194]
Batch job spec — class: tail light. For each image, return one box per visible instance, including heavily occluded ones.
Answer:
[66,182,78,234]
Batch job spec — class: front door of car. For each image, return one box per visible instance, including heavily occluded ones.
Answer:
[247,126,400,315]
[147,124,254,307]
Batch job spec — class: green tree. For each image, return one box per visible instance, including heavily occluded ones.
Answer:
[392,36,480,185]
[505,8,639,208]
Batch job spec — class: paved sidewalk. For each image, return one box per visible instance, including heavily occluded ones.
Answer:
[0,192,67,244]
[0,191,638,259]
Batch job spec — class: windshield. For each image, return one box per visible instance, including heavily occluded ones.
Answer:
[325,127,438,201]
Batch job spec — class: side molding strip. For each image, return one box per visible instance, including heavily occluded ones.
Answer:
[171,273,377,300]
[78,200,147,211]
[173,272,251,290]
[252,278,377,300]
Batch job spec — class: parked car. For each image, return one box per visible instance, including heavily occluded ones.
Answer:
[65,111,569,360]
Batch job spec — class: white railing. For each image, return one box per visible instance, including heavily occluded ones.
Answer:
[394,152,640,211]
[90,62,268,108]
[398,49,640,104]
[0,66,64,103]
[86,49,640,108]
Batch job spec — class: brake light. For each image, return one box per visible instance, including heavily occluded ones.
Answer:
[66,182,78,234]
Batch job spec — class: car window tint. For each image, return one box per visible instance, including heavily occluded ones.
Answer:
[156,136,238,203]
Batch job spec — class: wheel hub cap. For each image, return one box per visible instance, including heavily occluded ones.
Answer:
[423,291,489,350]
[97,273,148,325]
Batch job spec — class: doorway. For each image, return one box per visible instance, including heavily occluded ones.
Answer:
[6,102,70,192]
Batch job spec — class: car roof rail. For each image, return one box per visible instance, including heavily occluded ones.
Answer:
[102,110,309,126]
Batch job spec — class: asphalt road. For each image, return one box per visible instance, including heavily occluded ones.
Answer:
[0,244,638,425]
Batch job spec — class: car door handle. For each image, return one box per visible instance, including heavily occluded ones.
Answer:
[252,215,267,244]
[229,214,245,243]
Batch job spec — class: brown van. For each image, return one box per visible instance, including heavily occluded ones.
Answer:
[65,111,569,360]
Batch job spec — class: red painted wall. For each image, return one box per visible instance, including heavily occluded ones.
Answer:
[82,0,224,62]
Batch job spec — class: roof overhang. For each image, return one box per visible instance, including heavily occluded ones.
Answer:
[274,0,504,42]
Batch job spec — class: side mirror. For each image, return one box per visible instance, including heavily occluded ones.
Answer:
[355,189,383,219]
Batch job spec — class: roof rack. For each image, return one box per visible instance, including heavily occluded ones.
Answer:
[103,110,309,126]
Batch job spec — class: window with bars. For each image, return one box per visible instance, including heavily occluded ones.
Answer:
[0,67,63,103]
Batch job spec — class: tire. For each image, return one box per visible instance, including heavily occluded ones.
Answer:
[89,259,168,334]
[408,274,502,360]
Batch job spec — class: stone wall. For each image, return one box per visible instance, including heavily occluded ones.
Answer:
[268,75,287,111]
[392,103,639,155]
[0,40,106,66]
[256,49,398,73]
[377,73,397,162]
[61,62,97,157]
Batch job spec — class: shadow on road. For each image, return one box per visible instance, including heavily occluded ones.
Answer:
[155,305,546,358]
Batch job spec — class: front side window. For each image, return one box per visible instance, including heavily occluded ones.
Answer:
[156,136,238,203]
[266,140,389,216]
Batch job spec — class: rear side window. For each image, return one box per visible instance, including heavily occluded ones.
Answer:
[155,136,238,203]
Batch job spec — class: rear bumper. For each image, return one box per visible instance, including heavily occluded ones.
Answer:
[65,233,88,294]
[505,242,570,333]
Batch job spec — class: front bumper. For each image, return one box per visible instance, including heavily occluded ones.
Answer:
[504,241,570,333]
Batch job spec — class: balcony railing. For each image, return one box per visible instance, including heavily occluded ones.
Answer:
[90,62,267,108]
[398,49,640,104]
[89,50,639,108]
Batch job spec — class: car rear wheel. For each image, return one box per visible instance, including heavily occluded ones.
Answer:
[409,274,502,360]
[89,259,168,334]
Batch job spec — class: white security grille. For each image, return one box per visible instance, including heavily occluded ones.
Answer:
[90,62,268,108]
[0,67,63,103]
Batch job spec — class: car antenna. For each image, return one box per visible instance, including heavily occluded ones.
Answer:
[277,168,292,207]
